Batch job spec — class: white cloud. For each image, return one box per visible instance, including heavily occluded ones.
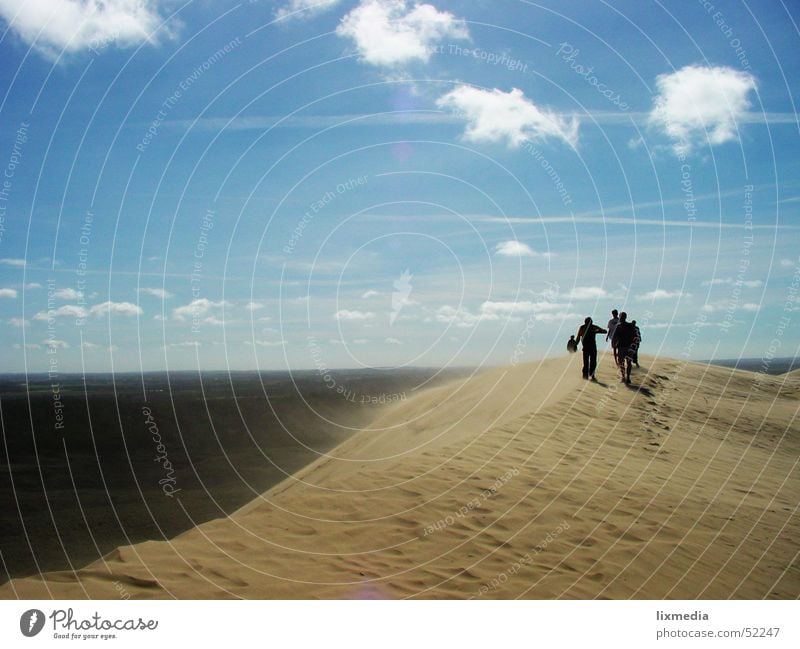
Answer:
[566,286,608,300]
[246,339,287,347]
[0,258,25,267]
[203,316,226,326]
[0,0,176,57]
[385,337,401,345]
[529,311,581,322]
[649,65,757,155]
[361,289,380,298]
[34,304,87,320]
[495,240,533,257]
[138,287,172,299]
[437,86,579,148]
[480,300,562,316]
[276,0,341,21]
[80,341,101,350]
[780,258,794,268]
[25,282,41,289]
[638,289,686,301]
[44,338,70,349]
[353,338,369,344]
[337,0,468,68]
[167,341,201,348]
[51,287,82,299]
[741,302,760,312]
[14,343,41,350]
[172,298,229,320]
[89,301,143,317]
[0,288,17,298]
[244,301,265,311]
[8,317,28,327]
[703,277,762,288]
[334,309,376,321]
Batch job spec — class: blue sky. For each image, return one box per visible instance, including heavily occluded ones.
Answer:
[0,0,798,372]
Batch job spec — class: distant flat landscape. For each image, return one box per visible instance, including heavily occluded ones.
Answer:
[704,357,800,375]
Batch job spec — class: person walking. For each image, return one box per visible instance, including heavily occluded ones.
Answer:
[631,319,642,367]
[606,309,620,364]
[612,311,637,384]
[576,317,607,381]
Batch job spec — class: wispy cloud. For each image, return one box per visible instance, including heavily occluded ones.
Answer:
[275,0,342,21]
[0,258,26,267]
[138,287,172,299]
[638,289,687,301]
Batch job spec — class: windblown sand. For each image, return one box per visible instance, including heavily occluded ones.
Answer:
[3,355,798,599]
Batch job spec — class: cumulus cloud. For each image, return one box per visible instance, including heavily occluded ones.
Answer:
[334,309,376,321]
[436,300,571,328]
[437,86,579,148]
[138,287,172,299]
[638,289,686,301]
[89,301,143,317]
[34,304,87,320]
[25,282,42,289]
[244,301,265,311]
[80,341,101,350]
[0,0,176,57]
[361,289,380,298]
[44,338,70,349]
[385,337,401,345]
[566,286,608,300]
[337,0,468,68]
[435,305,483,328]
[495,241,533,257]
[172,298,229,320]
[0,258,26,267]
[0,288,17,298]
[649,65,757,155]
[8,317,28,327]
[276,0,341,21]
[51,287,82,299]
[780,258,794,268]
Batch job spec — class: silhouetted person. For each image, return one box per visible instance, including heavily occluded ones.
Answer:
[631,319,641,367]
[576,317,607,380]
[612,311,637,384]
[567,335,578,353]
[606,309,620,363]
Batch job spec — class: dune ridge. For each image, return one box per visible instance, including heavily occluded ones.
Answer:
[2,354,798,599]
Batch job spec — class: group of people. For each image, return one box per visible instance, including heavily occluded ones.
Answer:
[568,309,642,384]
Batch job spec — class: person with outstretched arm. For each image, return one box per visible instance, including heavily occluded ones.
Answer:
[576,317,607,381]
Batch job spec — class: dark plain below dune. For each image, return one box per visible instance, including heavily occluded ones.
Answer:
[0,367,469,582]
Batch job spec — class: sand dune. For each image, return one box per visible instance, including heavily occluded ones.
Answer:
[2,354,798,599]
